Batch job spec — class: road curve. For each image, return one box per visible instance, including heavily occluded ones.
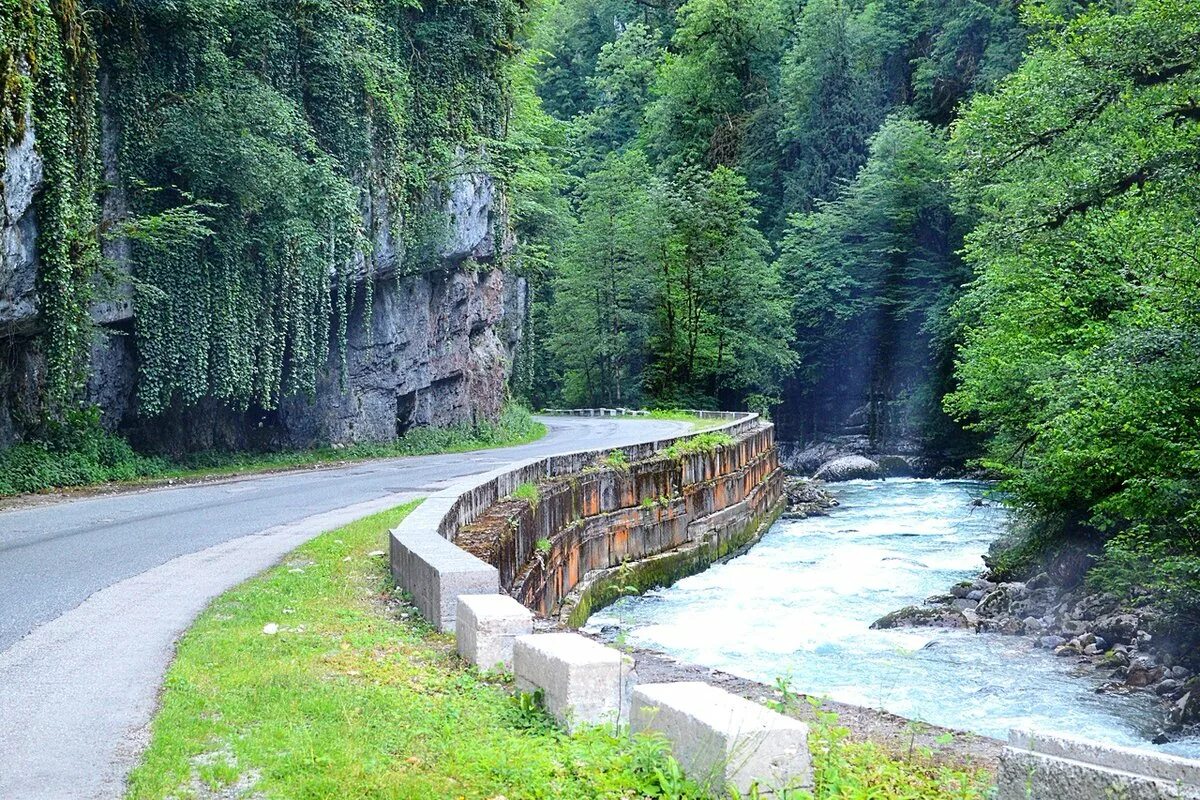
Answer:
[0,415,689,800]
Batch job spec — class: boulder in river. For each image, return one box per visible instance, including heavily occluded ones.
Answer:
[814,455,882,482]
[781,477,838,519]
[871,605,971,630]
[1126,656,1166,688]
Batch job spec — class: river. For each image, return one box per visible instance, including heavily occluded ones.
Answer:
[587,479,1200,758]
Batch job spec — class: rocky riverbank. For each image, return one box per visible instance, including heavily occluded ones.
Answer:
[874,572,1200,741]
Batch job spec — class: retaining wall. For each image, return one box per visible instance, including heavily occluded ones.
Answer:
[389,410,782,630]
[498,423,782,622]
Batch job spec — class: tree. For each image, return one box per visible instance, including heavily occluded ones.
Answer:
[573,22,665,172]
[657,166,795,404]
[777,0,885,215]
[778,117,967,445]
[549,150,667,405]
[947,0,1200,620]
[645,0,788,172]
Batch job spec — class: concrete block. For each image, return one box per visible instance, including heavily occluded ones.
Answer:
[630,682,811,797]
[514,633,628,732]
[391,529,499,632]
[456,594,533,672]
[998,730,1200,800]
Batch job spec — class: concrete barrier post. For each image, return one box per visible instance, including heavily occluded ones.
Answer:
[630,682,811,798]
[456,594,533,672]
[998,730,1200,800]
[513,632,629,732]
[391,529,499,632]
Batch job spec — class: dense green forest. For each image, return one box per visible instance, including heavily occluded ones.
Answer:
[508,0,1199,632]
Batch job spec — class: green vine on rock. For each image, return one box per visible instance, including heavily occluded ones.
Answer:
[99,0,524,416]
[2,0,525,428]
[2,0,100,417]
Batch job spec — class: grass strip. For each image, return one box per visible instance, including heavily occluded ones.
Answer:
[124,502,705,800]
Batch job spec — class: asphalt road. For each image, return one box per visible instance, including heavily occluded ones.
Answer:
[0,415,688,799]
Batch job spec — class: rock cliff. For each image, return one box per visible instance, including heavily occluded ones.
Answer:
[1,103,523,452]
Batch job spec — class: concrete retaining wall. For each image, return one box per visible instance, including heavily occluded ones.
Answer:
[449,417,782,623]
[390,410,773,630]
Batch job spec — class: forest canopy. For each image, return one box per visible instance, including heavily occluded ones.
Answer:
[508,0,1200,626]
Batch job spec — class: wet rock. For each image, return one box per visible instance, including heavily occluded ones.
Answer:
[950,583,973,599]
[976,588,1010,617]
[1022,616,1043,634]
[814,455,882,482]
[1126,656,1165,688]
[1039,635,1067,649]
[876,454,917,477]
[1168,689,1199,727]
[1070,592,1118,622]
[777,440,843,475]
[871,605,971,630]
[1059,619,1088,637]
[966,589,985,602]
[1055,643,1082,657]
[1092,613,1139,645]
[1025,572,1053,591]
[781,477,837,519]
[1155,679,1182,697]
[991,617,1024,635]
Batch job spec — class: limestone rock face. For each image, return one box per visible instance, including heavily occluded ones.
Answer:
[1,118,42,332]
[278,267,525,447]
[441,170,513,264]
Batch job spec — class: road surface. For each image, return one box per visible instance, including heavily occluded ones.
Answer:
[0,415,688,799]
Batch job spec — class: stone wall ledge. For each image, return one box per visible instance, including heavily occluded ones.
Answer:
[557,477,785,628]
[505,432,784,617]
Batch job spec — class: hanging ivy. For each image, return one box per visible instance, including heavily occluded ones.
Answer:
[117,0,526,416]
[1,0,100,417]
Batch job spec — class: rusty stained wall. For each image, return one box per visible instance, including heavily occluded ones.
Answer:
[487,424,782,618]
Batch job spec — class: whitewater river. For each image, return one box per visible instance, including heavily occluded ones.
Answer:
[587,479,1200,758]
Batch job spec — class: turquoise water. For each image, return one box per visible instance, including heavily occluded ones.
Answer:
[588,479,1200,758]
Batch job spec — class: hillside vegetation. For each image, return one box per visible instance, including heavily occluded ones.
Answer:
[506,0,1200,644]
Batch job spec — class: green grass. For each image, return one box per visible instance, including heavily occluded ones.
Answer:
[124,502,709,800]
[645,409,727,431]
[511,482,541,506]
[0,404,546,498]
[807,713,993,799]
[603,449,631,471]
[124,500,995,800]
[662,432,735,460]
